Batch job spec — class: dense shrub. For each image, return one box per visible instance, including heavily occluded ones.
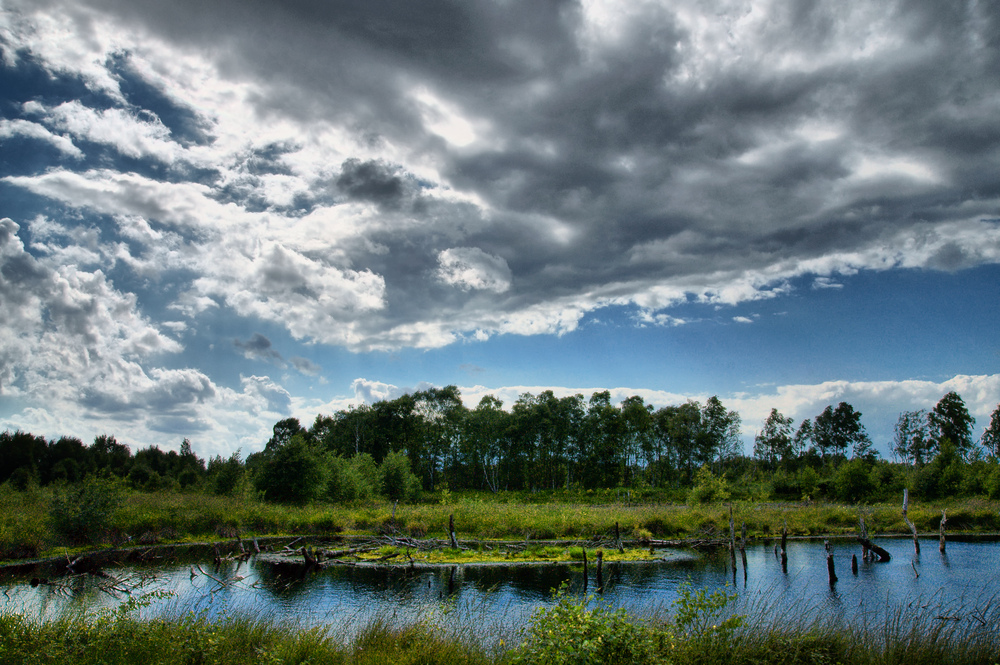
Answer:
[512,585,666,665]
[49,476,123,544]
[687,465,730,504]
[254,434,327,505]
[834,459,875,503]
[380,451,421,502]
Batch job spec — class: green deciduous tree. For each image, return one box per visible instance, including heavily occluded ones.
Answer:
[982,403,1000,458]
[255,433,327,504]
[754,409,794,465]
[929,392,976,459]
[811,402,872,462]
[893,409,931,464]
[380,450,420,501]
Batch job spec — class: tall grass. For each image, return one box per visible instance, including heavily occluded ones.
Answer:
[2,484,998,562]
[1,586,997,665]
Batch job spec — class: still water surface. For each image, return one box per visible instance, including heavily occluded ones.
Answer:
[4,538,998,638]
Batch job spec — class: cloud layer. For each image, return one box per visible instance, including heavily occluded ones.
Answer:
[1,0,998,453]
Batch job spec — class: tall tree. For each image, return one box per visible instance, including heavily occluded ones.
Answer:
[659,401,704,483]
[811,402,871,462]
[981,403,1000,458]
[413,386,466,490]
[929,392,976,458]
[754,409,794,465]
[464,395,510,493]
[892,409,930,464]
[700,396,742,470]
[620,395,653,486]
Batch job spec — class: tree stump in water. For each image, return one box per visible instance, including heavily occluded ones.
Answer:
[902,489,920,556]
[939,509,947,554]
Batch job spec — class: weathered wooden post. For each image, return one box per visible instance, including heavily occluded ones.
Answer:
[596,549,604,593]
[449,513,459,549]
[902,489,920,555]
[780,520,788,574]
[615,521,624,553]
[851,553,858,575]
[728,505,737,584]
[740,521,748,585]
[582,548,589,592]
[939,509,947,554]
[824,540,837,585]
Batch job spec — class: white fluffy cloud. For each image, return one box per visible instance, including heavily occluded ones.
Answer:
[436,247,512,293]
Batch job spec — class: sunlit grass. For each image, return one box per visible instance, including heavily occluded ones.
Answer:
[2,484,998,564]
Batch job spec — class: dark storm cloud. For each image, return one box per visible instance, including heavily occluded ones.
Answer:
[3,0,1000,351]
[336,158,411,209]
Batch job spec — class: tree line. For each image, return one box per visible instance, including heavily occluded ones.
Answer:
[2,388,999,504]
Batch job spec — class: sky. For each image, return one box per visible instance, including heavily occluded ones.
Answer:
[1,0,999,460]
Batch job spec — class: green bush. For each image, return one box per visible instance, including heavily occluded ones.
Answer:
[49,476,123,544]
[687,465,730,504]
[512,585,666,665]
[834,459,875,503]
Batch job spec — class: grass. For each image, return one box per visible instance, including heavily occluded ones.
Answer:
[1,585,997,665]
[2,483,998,565]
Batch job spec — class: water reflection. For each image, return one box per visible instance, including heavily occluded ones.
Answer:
[2,538,997,638]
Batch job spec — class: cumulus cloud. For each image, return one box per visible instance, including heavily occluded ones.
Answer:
[436,247,512,293]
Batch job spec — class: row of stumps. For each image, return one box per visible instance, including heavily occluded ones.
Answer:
[814,489,948,587]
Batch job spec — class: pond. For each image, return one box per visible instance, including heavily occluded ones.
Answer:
[3,537,998,639]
